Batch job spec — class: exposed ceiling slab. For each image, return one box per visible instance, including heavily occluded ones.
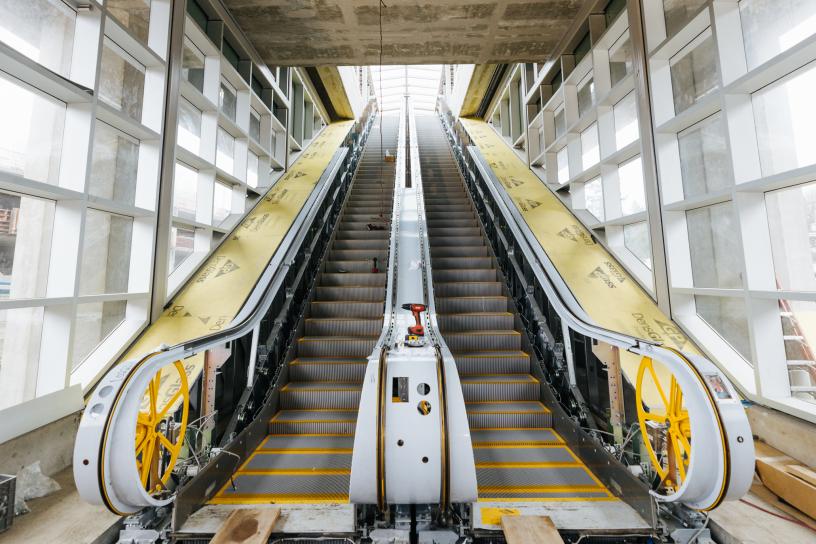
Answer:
[223,0,588,66]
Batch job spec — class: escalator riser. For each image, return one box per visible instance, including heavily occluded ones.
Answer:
[437,313,513,331]
[313,286,386,301]
[319,273,386,286]
[434,282,504,297]
[304,318,382,336]
[280,390,362,410]
[454,353,531,375]
[433,268,496,282]
[309,301,383,318]
[461,382,540,402]
[436,297,509,314]
[297,337,377,358]
[467,412,553,429]
[289,361,368,382]
[444,332,521,352]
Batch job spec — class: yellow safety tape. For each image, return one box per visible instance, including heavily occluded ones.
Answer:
[480,507,520,525]
[121,121,354,409]
[477,496,618,503]
[461,118,695,408]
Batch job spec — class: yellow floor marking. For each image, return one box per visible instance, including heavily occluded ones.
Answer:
[478,485,607,493]
[477,496,617,503]
[471,427,557,431]
[210,496,349,505]
[476,462,582,469]
[473,443,565,449]
[255,449,354,454]
[461,118,696,408]
[264,433,353,437]
[481,507,520,525]
[236,469,350,476]
[113,121,354,407]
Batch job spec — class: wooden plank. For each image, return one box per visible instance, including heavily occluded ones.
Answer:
[755,442,816,521]
[501,515,564,544]
[211,508,280,544]
[787,465,816,488]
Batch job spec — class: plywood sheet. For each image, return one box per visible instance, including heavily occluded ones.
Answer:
[501,515,563,544]
[211,508,279,544]
[120,121,353,406]
[461,118,700,406]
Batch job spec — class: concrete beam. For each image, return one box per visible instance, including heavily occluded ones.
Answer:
[223,0,587,66]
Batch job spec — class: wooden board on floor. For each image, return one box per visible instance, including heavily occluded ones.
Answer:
[211,508,280,544]
[501,515,564,544]
[755,441,816,520]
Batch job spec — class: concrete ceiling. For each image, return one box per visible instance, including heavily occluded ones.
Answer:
[223,0,588,66]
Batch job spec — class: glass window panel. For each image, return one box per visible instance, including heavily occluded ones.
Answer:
[177,98,202,154]
[173,162,197,221]
[740,0,816,70]
[766,181,816,292]
[216,127,235,174]
[250,108,261,142]
[107,0,150,43]
[619,157,645,215]
[624,221,652,268]
[72,300,127,368]
[89,121,139,206]
[0,0,75,77]
[554,106,566,139]
[0,71,65,184]
[663,0,707,38]
[0,306,44,410]
[585,177,604,221]
[170,225,194,272]
[247,151,259,188]
[695,295,752,360]
[670,32,718,114]
[79,209,133,295]
[219,80,237,122]
[556,147,570,184]
[753,62,816,176]
[677,113,733,198]
[99,39,145,122]
[182,36,205,93]
[577,75,595,118]
[686,202,743,289]
[613,92,638,149]
[0,191,54,299]
[581,123,600,170]
[609,31,633,87]
[780,300,816,400]
[213,181,231,225]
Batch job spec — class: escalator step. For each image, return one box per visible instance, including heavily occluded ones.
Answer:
[288,359,368,382]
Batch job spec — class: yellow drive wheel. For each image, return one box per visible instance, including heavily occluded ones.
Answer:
[636,356,691,492]
[134,361,189,494]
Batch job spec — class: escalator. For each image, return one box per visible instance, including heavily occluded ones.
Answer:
[417,115,611,501]
[210,115,398,504]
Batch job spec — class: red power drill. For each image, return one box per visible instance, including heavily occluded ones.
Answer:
[401,303,426,336]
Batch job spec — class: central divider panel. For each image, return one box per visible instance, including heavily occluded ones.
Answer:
[210,114,399,504]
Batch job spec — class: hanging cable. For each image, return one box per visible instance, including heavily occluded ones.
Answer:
[377,0,387,222]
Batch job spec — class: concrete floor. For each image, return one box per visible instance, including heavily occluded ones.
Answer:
[0,467,119,544]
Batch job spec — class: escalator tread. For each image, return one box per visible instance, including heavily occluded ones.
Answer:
[211,114,398,505]
[417,115,611,502]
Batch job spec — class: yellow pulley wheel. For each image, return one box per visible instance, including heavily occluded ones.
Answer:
[636,356,691,492]
[134,361,189,494]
